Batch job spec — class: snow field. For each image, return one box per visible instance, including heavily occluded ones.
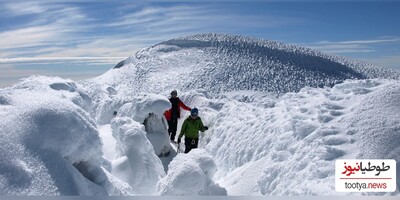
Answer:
[195,79,400,195]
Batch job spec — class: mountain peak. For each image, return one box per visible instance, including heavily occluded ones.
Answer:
[107,33,400,95]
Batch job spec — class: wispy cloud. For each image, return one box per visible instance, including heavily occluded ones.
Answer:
[301,37,400,69]
[304,37,400,54]
[0,2,91,57]
[4,2,48,16]
[0,57,125,65]
[318,38,400,45]
[1,3,303,59]
[109,4,302,33]
[305,43,375,54]
[0,25,60,50]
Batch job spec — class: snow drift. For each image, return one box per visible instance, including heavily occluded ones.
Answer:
[110,116,165,194]
[157,149,226,195]
[0,76,125,195]
[0,76,172,195]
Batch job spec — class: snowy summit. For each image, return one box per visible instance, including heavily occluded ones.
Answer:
[1,33,400,196]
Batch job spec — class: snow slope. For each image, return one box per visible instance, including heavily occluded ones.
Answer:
[1,33,400,196]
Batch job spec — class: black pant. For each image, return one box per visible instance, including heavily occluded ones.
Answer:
[168,119,178,141]
[184,137,198,153]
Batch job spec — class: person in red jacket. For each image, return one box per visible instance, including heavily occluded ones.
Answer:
[164,90,191,142]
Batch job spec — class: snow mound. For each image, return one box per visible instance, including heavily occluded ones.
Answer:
[117,93,170,124]
[89,85,170,126]
[157,149,226,196]
[0,76,128,195]
[111,117,166,194]
[97,92,172,160]
[341,81,400,159]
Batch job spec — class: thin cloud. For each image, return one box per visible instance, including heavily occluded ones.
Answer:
[1,3,304,60]
[108,5,216,27]
[304,37,400,54]
[0,57,126,65]
[302,37,400,69]
[38,38,149,58]
[108,7,166,27]
[0,2,91,58]
[0,3,174,59]
[0,25,60,50]
[318,38,400,45]
[5,2,48,16]
[305,43,375,54]
[107,4,303,36]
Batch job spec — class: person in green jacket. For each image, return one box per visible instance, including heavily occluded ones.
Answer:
[177,108,208,153]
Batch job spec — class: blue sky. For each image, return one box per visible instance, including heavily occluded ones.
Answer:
[1,1,400,87]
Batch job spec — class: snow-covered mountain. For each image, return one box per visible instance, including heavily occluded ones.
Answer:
[1,33,400,196]
[91,33,400,95]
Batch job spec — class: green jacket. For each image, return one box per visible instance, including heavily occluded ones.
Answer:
[178,116,206,139]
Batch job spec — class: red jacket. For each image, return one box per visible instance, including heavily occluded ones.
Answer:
[164,98,190,121]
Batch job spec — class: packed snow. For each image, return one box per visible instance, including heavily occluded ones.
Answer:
[157,149,227,195]
[0,76,126,195]
[110,116,165,194]
[1,33,400,196]
[201,79,400,195]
